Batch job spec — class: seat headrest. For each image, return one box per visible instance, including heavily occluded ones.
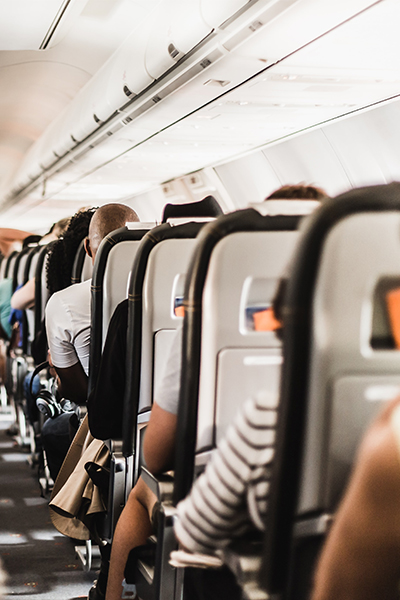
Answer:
[251,199,321,216]
[126,222,155,230]
[162,195,223,223]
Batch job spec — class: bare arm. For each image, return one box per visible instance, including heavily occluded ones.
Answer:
[54,362,88,405]
[11,278,35,310]
[143,401,177,474]
[312,401,400,600]
[0,228,35,256]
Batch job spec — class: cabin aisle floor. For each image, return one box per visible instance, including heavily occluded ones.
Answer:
[0,406,96,600]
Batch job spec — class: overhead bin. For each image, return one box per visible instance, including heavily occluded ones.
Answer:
[16,0,253,177]
[144,0,213,80]
[15,0,372,201]
[69,75,108,143]
[92,23,155,123]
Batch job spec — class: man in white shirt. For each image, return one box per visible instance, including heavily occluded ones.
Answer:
[45,203,139,405]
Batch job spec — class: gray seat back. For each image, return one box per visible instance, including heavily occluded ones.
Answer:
[196,229,299,455]
[262,184,400,598]
[25,248,41,345]
[100,241,140,348]
[81,253,93,282]
[89,224,153,395]
[139,238,198,414]
[299,211,400,514]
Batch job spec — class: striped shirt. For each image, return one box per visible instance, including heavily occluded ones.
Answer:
[174,389,278,555]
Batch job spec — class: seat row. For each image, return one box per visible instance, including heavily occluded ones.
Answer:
[5,183,400,600]
[95,183,400,600]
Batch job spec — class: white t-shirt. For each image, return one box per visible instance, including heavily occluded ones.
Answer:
[45,279,91,375]
[153,324,182,415]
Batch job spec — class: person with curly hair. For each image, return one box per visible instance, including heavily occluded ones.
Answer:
[46,209,96,297]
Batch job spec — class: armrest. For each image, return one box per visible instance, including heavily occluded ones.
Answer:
[140,466,174,503]
[104,438,122,453]
[221,540,270,600]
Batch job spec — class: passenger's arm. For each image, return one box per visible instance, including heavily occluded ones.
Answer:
[174,393,273,555]
[312,401,400,600]
[0,228,35,256]
[143,401,177,474]
[11,278,35,310]
[53,362,88,405]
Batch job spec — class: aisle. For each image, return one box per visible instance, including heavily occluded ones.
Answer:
[0,406,95,600]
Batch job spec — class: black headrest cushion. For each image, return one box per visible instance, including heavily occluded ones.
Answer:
[161,195,223,223]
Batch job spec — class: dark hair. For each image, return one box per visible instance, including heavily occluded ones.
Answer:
[46,208,97,296]
[267,184,326,201]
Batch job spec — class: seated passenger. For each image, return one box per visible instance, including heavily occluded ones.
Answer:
[0,278,13,342]
[0,227,39,344]
[311,396,400,600]
[103,325,182,600]
[10,217,70,311]
[266,183,326,201]
[45,203,139,405]
[45,205,138,598]
[24,209,95,429]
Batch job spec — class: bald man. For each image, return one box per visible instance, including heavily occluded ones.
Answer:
[45,204,139,405]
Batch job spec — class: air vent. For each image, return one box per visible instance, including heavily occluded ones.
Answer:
[152,95,162,104]
[122,116,133,125]
[93,114,102,124]
[123,85,133,97]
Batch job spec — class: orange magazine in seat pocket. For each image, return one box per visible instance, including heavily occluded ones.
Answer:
[253,307,281,332]
[174,305,185,318]
[386,287,400,348]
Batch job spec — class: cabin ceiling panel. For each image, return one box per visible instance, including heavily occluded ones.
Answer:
[0,196,90,232]
[321,100,400,187]
[215,153,281,208]
[262,129,352,197]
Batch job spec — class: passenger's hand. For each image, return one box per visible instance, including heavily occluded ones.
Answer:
[47,351,57,378]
